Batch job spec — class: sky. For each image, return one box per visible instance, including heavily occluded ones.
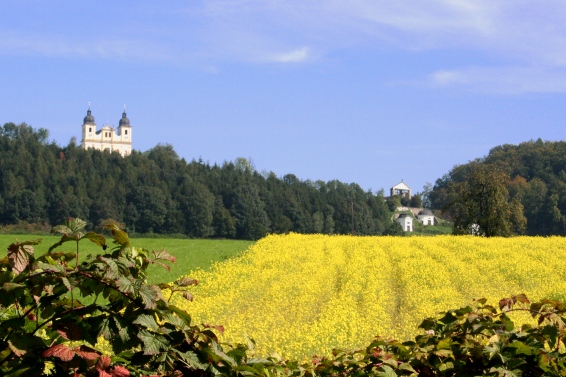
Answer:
[2,1,566,195]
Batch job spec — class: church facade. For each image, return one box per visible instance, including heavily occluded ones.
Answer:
[81,106,132,157]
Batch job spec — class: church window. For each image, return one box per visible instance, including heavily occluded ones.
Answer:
[125,130,128,135]
[88,127,92,132]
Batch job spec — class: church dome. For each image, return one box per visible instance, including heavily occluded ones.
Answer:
[119,110,130,127]
[84,109,95,124]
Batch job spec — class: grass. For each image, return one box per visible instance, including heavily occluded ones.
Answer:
[0,234,254,284]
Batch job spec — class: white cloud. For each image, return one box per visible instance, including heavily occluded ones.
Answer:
[428,66,566,94]
[268,47,310,63]
[0,31,172,62]
[5,0,566,92]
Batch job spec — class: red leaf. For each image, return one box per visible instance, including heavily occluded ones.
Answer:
[8,243,33,275]
[203,323,225,335]
[74,345,100,361]
[175,277,198,287]
[110,365,130,376]
[42,344,75,361]
[56,322,84,341]
[182,291,194,302]
[152,249,176,263]
[96,355,112,371]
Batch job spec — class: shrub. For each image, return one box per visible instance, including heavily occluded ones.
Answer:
[0,218,254,376]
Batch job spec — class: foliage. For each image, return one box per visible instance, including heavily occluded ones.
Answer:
[383,220,405,235]
[0,218,259,376]
[299,294,566,376]
[444,163,527,236]
[430,139,566,235]
[172,233,566,362]
[0,122,392,239]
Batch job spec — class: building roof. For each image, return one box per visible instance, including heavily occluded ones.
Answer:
[83,108,95,124]
[119,110,130,127]
[392,181,411,191]
[418,209,434,216]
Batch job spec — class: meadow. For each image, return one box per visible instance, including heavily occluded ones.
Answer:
[0,234,253,283]
[170,233,566,361]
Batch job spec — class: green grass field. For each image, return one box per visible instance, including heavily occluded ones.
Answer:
[0,234,254,284]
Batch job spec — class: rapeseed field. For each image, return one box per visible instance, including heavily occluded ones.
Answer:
[171,234,566,360]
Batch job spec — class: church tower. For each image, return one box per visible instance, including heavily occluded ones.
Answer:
[80,105,132,157]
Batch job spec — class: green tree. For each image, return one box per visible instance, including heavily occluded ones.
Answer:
[230,185,270,240]
[409,194,423,208]
[127,186,168,233]
[383,220,404,236]
[386,195,402,212]
[447,164,526,237]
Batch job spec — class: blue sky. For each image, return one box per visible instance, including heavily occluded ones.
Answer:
[2,1,566,195]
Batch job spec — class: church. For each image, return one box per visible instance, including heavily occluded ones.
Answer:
[81,105,132,157]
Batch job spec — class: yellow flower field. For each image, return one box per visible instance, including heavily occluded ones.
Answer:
[171,234,566,361]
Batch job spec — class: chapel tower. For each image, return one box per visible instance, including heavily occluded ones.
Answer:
[81,105,132,157]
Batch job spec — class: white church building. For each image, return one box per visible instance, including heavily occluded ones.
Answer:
[81,106,132,157]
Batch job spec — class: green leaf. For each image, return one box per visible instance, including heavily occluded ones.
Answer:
[160,312,188,330]
[95,316,112,340]
[133,314,159,330]
[138,329,168,355]
[210,340,237,367]
[48,235,76,253]
[168,305,192,327]
[176,350,208,370]
[436,338,452,350]
[51,225,72,235]
[100,257,120,280]
[376,365,397,377]
[115,276,135,295]
[105,224,130,246]
[2,282,25,292]
[500,313,515,331]
[81,232,106,248]
[65,218,87,233]
[112,316,132,343]
[61,277,73,291]
[36,261,66,274]
[139,285,161,310]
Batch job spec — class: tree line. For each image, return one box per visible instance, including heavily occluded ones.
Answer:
[430,138,566,236]
[0,122,394,239]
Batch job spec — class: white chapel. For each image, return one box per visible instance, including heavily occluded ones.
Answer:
[81,106,132,157]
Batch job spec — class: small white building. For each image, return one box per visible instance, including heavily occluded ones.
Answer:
[418,209,435,226]
[390,180,412,199]
[397,213,413,232]
[81,106,132,157]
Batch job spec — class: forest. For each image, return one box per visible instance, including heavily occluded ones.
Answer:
[430,138,566,235]
[0,122,393,239]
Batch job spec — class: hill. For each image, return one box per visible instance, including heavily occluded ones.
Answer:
[0,122,391,239]
[430,139,566,235]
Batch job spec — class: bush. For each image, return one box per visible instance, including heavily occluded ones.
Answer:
[0,218,254,376]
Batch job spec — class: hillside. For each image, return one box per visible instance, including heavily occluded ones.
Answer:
[430,139,566,235]
[0,122,391,239]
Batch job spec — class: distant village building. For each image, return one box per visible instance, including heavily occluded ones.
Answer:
[390,180,412,199]
[418,209,436,226]
[397,213,413,232]
[81,105,132,157]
